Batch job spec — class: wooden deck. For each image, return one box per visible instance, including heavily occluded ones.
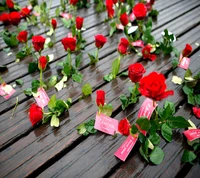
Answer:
[0,0,200,177]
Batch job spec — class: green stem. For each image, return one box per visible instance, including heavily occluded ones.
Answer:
[11,97,19,118]
[68,50,72,70]
[137,20,143,34]
[40,69,43,87]
[96,48,99,62]
[53,31,56,43]
[0,76,4,84]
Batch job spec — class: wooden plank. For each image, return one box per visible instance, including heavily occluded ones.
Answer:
[184,163,200,178]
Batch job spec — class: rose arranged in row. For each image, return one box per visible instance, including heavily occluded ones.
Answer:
[95,34,107,49]
[142,45,156,61]
[51,18,57,30]
[120,13,129,26]
[76,16,84,30]
[182,44,192,57]
[9,11,21,26]
[32,35,46,52]
[139,72,174,102]
[118,118,131,136]
[128,63,146,83]
[192,107,200,119]
[118,38,129,55]
[106,0,114,19]
[38,56,48,71]
[6,0,14,9]
[29,103,43,126]
[21,7,31,17]
[61,37,76,51]
[0,13,10,25]
[70,0,79,5]
[133,3,147,20]
[17,31,28,43]
[96,90,105,106]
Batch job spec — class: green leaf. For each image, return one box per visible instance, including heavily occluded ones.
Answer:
[195,94,200,105]
[3,47,10,53]
[77,123,87,135]
[85,119,97,134]
[75,52,82,68]
[82,83,92,96]
[136,117,151,131]
[131,124,138,135]
[138,133,146,144]
[28,62,38,73]
[55,100,67,115]
[31,79,40,93]
[18,22,28,31]
[72,72,83,83]
[146,17,152,28]
[55,76,68,91]
[149,133,160,145]
[184,69,193,78]
[1,30,18,47]
[16,51,27,59]
[55,7,60,17]
[164,101,175,115]
[183,85,193,95]
[61,18,71,28]
[23,88,32,96]
[167,116,190,129]
[100,104,113,117]
[47,75,58,88]
[111,57,120,79]
[181,150,196,164]
[150,146,165,165]
[161,123,172,142]
[48,94,57,111]
[119,71,128,77]
[50,115,59,127]
[103,73,114,82]
[109,21,116,37]
[188,93,195,105]
[120,95,129,110]
[139,146,149,162]
[88,52,97,64]
[15,79,24,86]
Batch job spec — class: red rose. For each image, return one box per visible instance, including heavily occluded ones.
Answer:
[96,90,105,106]
[133,3,147,20]
[192,107,200,119]
[21,7,31,17]
[6,0,14,9]
[139,72,174,101]
[120,13,129,26]
[182,44,192,57]
[150,0,155,5]
[70,0,78,5]
[9,12,21,26]
[106,0,114,18]
[0,13,10,25]
[38,56,48,70]
[51,18,57,30]
[95,34,107,49]
[142,45,156,61]
[118,38,129,55]
[17,31,28,43]
[118,118,131,136]
[29,103,43,126]
[32,35,46,52]
[128,63,146,83]
[61,37,76,51]
[112,0,118,4]
[76,16,84,30]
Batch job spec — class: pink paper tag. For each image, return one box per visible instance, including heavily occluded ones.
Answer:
[129,13,135,22]
[114,134,138,161]
[183,129,200,141]
[94,113,118,135]
[179,57,190,70]
[28,4,32,10]
[137,98,157,136]
[61,13,72,20]
[34,88,50,108]
[131,40,145,48]
[116,24,124,30]
[0,84,16,99]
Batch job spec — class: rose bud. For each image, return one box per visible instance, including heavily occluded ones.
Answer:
[51,18,57,30]
[120,13,129,26]
[142,45,156,61]
[9,11,21,26]
[21,7,31,18]
[69,0,79,5]
[96,90,105,106]
[139,72,174,101]
[133,3,147,20]
[61,37,76,52]
[118,38,129,55]
[38,56,48,70]
[192,107,200,119]
[17,31,28,43]
[106,0,114,18]
[32,35,46,52]
[95,34,107,49]
[29,103,43,126]
[182,44,192,57]
[118,118,131,136]
[0,13,10,25]
[112,0,118,4]
[76,16,84,30]
[128,63,146,83]
[6,0,14,9]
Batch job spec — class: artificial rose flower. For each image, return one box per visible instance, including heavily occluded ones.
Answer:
[38,56,48,70]
[133,3,147,20]
[9,12,21,26]
[182,44,192,57]
[0,13,10,25]
[95,34,107,49]
[29,103,43,126]
[128,63,146,83]
[142,45,156,61]
[17,31,28,43]
[118,118,131,136]
[32,35,46,52]
[120,13,129,26]
[96,90,105,106]
[118,38,129,55]
[139,72,174,101]
[106,0,114,19]
[192,107,200,119]
[21,7,31,17]
[69,0,78,5]
[51,18,57,30]
[76,16,84,30]
[61,37,76,51]
[112,0,118,4]
[6,0,14,9]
